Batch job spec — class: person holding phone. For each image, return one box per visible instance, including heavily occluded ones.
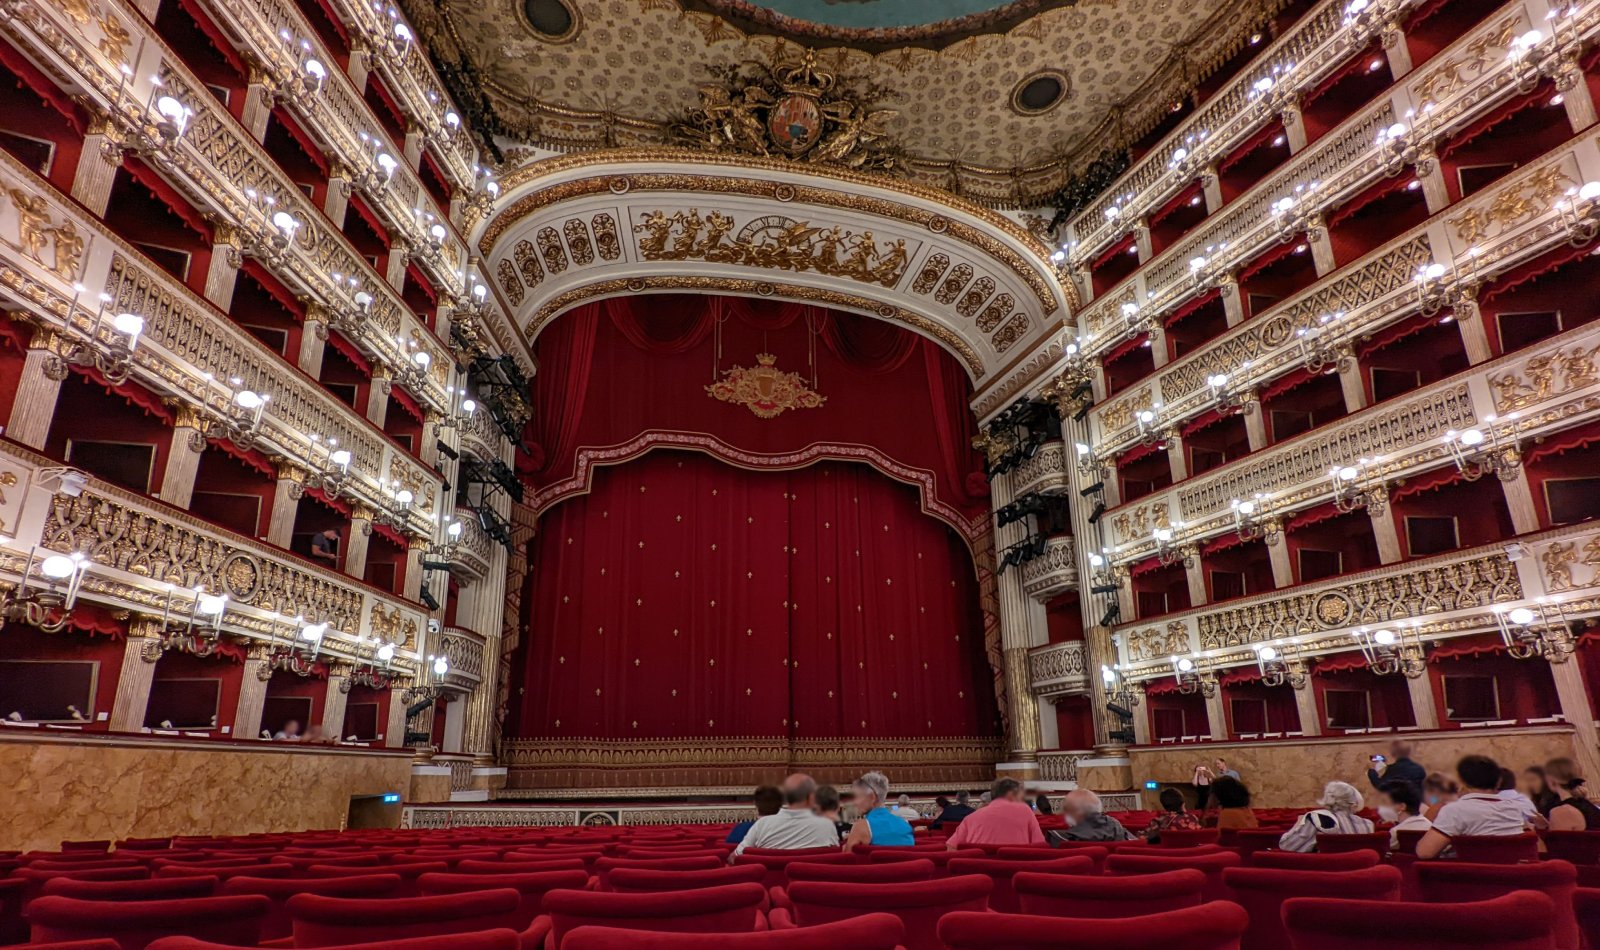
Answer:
[1367,740,1425,793]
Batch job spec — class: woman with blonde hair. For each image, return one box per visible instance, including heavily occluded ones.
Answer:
[1278,781,1374,852]
[1545,758,1600,831]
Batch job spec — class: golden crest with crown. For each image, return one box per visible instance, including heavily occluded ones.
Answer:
[705,353,827,419]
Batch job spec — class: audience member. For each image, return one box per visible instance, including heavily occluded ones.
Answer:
[1422,772,1459,821]
[1211,776,1259,829]
[733,773,840,856]
[844,771,914,851]
[273,720,302,741]
[1050,789,1135,843]
[1378,780,1432,849]
[1544,757,1600,831]
[979,791,993,807]
[1278,781,1374,852]
[1193,761,1214,810]
[891,794,921,820]
[1367,740,1425,793]
[932,790,975,829]
[1034,792,1053,815]
[1496,767,1543,826]
[1522,765,1560,817]
[945,778,1045,849]
[815,785,852,840]
[726,785,782,844]
[1416,755,1529,859]
[1214,758,1240,781]
[1144,788,1202,843]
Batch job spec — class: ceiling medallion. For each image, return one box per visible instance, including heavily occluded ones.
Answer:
[671,51,902,173]
[517,0,581,43]
[1010,70,1071,116]
[706,353,827,419]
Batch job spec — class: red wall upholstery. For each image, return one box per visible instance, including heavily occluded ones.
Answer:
[510,451,998,742]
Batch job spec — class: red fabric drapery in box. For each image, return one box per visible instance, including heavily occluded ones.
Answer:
[388,384,425,425]
[1219,120,1284,174]
[1092,235,1138,271]
[325,330,372,375]
[511,451,1000,742]
[1483,240,1598,304]
[1163,289,1221,329]
[1526,418,1600,464]
[1149,183,1204,228]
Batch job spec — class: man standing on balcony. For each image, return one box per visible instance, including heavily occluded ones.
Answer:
[310,529,340,567]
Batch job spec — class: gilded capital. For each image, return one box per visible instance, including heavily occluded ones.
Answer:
[275,462,308,484]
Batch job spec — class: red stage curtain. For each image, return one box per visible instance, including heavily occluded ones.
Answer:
[511,451,998,742]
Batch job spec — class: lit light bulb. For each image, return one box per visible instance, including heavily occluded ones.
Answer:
[112,312,145,337]
[329,449,352,468]
[1508,607,1536,625]
[197,593,228,615]
[1373,629,1397,646]
[234,390,263,410]
[1258,646,1278,662]
[1176,657,1195,673]
[40,555,77,579]
[433,656,449,676]
[461,399,476,413]
[300,621,327,640]
[376,642,396,661]
[1459,428,1485,447]
[395,489,414,506]
[412,350,432,368]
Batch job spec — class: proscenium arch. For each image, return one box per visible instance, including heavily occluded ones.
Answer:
[473,149,1074,385]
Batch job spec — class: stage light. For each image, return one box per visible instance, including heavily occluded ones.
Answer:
[1099,603,1120,627]
[436,439,459,460]
[1080,481,1104,497]
[419,585,440,611]
[1091,583,1120,595]
[1072,402,1091,422]
[420,560,453,573]
[1106,702,1134,720]
[1087,500,1106,524]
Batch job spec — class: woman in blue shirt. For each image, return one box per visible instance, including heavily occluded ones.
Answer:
[843,771,915,851]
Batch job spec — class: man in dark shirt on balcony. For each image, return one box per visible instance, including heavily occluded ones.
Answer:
[310,529,340,566]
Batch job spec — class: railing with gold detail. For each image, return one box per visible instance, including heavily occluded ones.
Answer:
[1027,641,1090,698]
[0,0,455,413]
[1037,749,1092,783]
[1020,537,1079,603]
[439,626,486,687]
[0,441,427,665]
[1011,442,1073,498]
[0,148,441,537]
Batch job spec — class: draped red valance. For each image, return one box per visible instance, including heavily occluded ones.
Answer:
[205,436,274,478]
[71,366,173,423]
[1526,418,1600,463]
[1441,89,1548,159]
[121,157,210,240]
[325,330,372,375]
[1092,235,1138,271]
[1143,677,1182,696]
[1313,652,1371,674]
[1286,501,1345,532]
[1219,120,1285,174]
[348,194,392,244]
[371,521,408,550]
[1238,239,1303,282]
[389,384,425,425]
[242,260,305,319]
[1483,240,1597,304]
[1390,463,1466,502]
[1428,633,1506,661]
[1259,364,1317,403]
[1326,174,1418,230]
[1220,666,1265,687]
[1303,41,1381,107]
[1150,183,1205,228]
[1102,334,1151,366]
[1164,289,1222,329]
[1182,407,1227,439]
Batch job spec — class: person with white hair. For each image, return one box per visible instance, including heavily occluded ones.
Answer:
[843,771,915,851]
[891,794,921,820]
[1049,789,1135,843]
[1278,780,1375,852]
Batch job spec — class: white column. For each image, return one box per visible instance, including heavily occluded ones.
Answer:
[1369,491,1404,565]
[366,366,392,428]
[203,223,242,310]
[234,646,272,740]
[403,539,426,601]
[1133,221,1153,263]
[1219,274,1245,327]
[298,308,329,378]
[1166,433,1188,484]
[1243,402,1268,451]
[323,664,352,739]
[1549,657,1600,784]
[1381,22,1413,79]
[1307,217,1336,276]
[158,407,206,508]
[238,70,275,143]
[108,619,161,732]
[1453,291,1493,366]
[1500,467,1543,535]
[1555,58,1598,132]
[1293,676,1322,736]
[1201,166,1224,214]
[385,682,410,748]
[324,164,352,230]
[1203,677,1228,740]
[72,118,123,216]
[345,506,373,578]
[1406,670,1439,730]
[1282,103,1307,154]
[1338,351,1367,413]
[1185,550,1207,607]
[266,464,304,548]
[6,325,66,449]
[385,241,410,293]
[1267,529,1295,588]
[1417,151,1451,214]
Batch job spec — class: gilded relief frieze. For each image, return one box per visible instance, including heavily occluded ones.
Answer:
[1127,623,1192,662]
[1451,162,1575,247]
[1489,342,1600,413]
[631,209,915,289]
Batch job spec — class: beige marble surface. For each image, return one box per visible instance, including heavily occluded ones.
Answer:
[3,731,413,852]
[1129,727,1581,808]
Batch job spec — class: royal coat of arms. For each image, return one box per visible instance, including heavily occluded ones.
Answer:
[706,353,827,419]
[671,51,901,173]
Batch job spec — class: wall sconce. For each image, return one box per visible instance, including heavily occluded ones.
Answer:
[1166,130,1208,177]
[302,433,353,500]
[1555,182,1600,247]
[1136,405,1167,447]
[1087,551,1122,596]
[371,7,415,61]
[1443,414,1521,482]
[239,189,301,266]
[150,91,192,146]
[1207,369,1253,415]
[349,132,400,193]
[53,291,144,386]
[1493,599,1576,662]
[1121,301,1152,340]
[1172,655,1214,696]
[394,345,434,392]
[1352,623,1425,677]
[1246,61,1298,119]
[0,550,89,634]
[1154,526,1192,568]
[1269,182,1322,244]
[1416,261,1450,316]
[264,613,325,676]
[275,30,327,98]
[197,374,270,451]
[144,585,229,659]
[1231,494,1279,544]
[1255,641,1307,688]
[1507,28,1546,94]
[1296,311,1351,376]
[1330,458,1386,514]
[372,480,418,532]
[1074,441,1109,481]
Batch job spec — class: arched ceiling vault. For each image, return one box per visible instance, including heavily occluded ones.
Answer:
[475,149,1074,385]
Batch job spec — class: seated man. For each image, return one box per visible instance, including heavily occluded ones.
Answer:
[931,790,976,829]
[726,784,782,844]
[733,773,840,856]
[946,778,1045,849]
[1417,754,1530,859]
[1050,789,1135,843]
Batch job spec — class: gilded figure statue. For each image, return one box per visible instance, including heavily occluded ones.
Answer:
[9,188,51,264]
[1543,541,1577,592]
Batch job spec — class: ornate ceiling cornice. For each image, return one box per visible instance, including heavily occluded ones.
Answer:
[677,0,1073,52]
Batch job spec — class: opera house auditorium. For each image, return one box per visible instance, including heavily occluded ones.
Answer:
[4,0,1600,944]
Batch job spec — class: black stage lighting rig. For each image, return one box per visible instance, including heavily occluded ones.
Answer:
[1099,602,1121,627]
[419,585,441,611]
[1087,500,1107,524]
[996,532,1049,574]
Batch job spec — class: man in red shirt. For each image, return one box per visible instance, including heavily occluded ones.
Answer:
[946,778,1046,848]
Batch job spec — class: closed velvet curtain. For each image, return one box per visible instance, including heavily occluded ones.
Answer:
[511,451,998,742]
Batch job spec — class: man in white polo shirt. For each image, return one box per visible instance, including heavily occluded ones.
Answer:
[732,773,842,857]
[1416,754,1530,859]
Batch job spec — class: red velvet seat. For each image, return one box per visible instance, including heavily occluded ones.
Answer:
[562,913,904,950]
[145,930,523,950]
[1155,828,1221,849]
[867,848,980,877]
[539,882,769,949]
[21,941,125,950]
[946,855,1095,913]
[26,894,270,950]
[733,852,857,890]
[1452,832,1542,863]
[418,870,590,928]
[938,900,1250,950]
[1547,833,1600,865]
[15,867,151,902]
[505,853,606,874]
[773,875,991,950]
[219,873,403,941]
[1282,889,1556,950]
[0,879,23,945]
[1222,865,1402,950]
[1394,829,1429,855]
[739,847,844,859]
[62,841,114,854]
[1117,845,1225,858]
[1248,850,1379,871]
[155,862,294,881]
[288,888,522,947]
[1005,844,1109,872]
[1015,868,1204,918]
[304,861,449,896]
[1576,886,1600,950]
[1314,832,1390,855]
[41,876,219,902]
[592,855,723,890]
[1106,850,1242,902]
[459,857,590,875]
[610,865,767,895]
[787,858,934,885]
[1417,860,1578,950]
[1231,829,1287,862]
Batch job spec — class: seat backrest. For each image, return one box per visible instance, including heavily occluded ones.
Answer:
[16,867,151,902]
[417,870,589,929]
[945,856,1096,913]
[867,848,980,877]
[560,913,906,950]
[1314,833,1390,855]
[542,882,768,949]
[153,862,292,881]
[219,874,403,941]
[1545,832,1600,865]
[1015,869,1205,919]
[1248,850,1379,871]
[27,894,270,950]
[732,852,856,889]
[1222,865,1402,950]
[1116,845,1225,858]
[592,856,722,890]
[609,865,767,893]
[1393,829,1428,856]
[1105,851,1242,903]
[786,876,991,950]
[1417,859,1577,950]
[287,888,521,948]
[41,877,218,902]
[937,900,1250,950]
[304,861,449,896]
[1000,845,1109,872]
[1156,829,1221,849]
[786,859,934,884]
[1231,829,1286,861]
[1282,889,1556,950]
[1577,887,1600,950]
[141,930,522,950]
[1450,832,1541,863]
